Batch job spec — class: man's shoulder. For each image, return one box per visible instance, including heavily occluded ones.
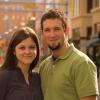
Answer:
[72,48,96,67]
[39,56,52,72]
[40,56,52,65]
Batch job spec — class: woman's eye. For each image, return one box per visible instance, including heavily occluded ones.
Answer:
[29,46,35,49]
[17,45,36,50]
[19,47,25,50]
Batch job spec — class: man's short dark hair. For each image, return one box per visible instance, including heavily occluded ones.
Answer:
[41,9,67,31]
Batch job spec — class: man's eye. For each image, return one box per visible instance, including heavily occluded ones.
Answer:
[54,27,61,31]
[44,29,50,32]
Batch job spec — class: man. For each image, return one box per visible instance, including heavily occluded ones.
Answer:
[39,9,99,100]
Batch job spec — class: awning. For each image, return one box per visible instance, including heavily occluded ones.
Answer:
[81,38,100,47]
[87,38,100,47]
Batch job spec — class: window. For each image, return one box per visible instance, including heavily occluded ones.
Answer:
[72,28,80,49]
[95,0,100,7]
[65,0,68,15]
[94,23,100,37]
[74,0,79,16]
[86,27,92,39]
[73,28,80,38]
[87,0,93,13]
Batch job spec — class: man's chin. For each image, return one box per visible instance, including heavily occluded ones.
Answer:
[48,45,60,50]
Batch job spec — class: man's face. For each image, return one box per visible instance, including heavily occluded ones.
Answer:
[42,19,67,51]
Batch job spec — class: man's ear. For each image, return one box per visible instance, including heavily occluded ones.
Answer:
[64,28,68,35]
[65,28,69,33]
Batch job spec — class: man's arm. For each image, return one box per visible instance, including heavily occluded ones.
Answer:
[81,95,98,100]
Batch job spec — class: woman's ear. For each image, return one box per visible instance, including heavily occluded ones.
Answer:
[13,51,16,55]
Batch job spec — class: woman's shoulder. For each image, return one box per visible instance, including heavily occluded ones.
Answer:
[32,67,40,75]
[31,69,41,82]
[32,71,40,78]
[0,69,14,99]
[0,69,13,80]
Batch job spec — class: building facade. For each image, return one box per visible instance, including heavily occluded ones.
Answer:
[68,0,100,52]
[68,0,100,78]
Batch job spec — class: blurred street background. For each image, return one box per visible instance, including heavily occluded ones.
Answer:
[0,0,100,99]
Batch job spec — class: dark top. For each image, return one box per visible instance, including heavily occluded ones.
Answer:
[0,67,43,100]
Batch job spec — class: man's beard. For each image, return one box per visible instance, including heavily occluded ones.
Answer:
[48,43,61,51]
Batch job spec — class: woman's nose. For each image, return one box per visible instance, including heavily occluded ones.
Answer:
[25,48,30,53]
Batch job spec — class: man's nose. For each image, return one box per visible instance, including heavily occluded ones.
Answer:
[50,29,55,36]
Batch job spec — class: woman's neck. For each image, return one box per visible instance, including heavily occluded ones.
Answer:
[18,63,29,84]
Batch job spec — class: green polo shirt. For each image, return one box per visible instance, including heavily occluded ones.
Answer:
[40,44,99,100]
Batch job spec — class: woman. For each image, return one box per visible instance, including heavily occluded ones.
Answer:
[0,27,43,100]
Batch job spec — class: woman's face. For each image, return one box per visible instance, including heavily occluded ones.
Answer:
[14,37,37,67]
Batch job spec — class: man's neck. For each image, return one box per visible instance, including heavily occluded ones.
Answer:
[52,43,70,59]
